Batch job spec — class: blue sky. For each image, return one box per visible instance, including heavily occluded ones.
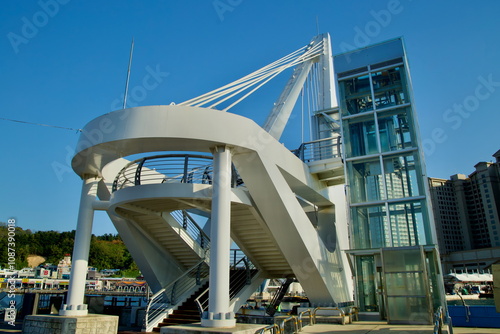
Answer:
[1,0,499,235]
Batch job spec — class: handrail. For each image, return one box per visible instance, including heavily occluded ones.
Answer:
[256,323,280,334]
[297,309,314,330]
[170,210,210,249]
[144,258,209,332]
[195,250,257,316]
[194,287,209,316]
[112,153,243,192]
[312,306,346,325]
[292,136,341,163]
[278,316,299,334]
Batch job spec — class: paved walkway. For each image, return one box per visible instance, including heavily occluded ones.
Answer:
[1,320,499,334]
[299,322,499,334]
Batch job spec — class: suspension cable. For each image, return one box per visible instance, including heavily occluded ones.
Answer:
[178,39,325,111]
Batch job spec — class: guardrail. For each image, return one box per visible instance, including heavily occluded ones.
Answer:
[312,306,347,325]
[297,309,314,330]
[112,154,242,192]
[144,259,210,332]
[292,136,341,163]
[278,316,299,334]
[256,323,280,334]
[195,250,257,316]
[170,210,210,249]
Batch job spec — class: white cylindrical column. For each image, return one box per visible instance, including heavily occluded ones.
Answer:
[201,146,235,328]
[59,176,99,316]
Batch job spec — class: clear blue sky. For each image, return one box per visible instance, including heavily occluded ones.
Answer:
[1,0,499,235]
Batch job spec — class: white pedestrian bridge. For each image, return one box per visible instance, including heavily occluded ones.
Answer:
[60,33,440,332]
[65,104,350,331]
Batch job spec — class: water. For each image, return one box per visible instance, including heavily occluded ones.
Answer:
[0,293,23,311]
[447,298,495,306]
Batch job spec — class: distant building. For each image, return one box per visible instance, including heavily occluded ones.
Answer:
[429,149,500,272]
[57,254,72,279]
[17,267,36,278]
[87,267,102,280]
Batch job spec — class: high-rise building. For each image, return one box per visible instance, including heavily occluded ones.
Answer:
[333,38,444,323]
[429,150,500,254]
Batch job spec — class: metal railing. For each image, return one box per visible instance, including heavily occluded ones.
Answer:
[229,251,258,298]
[312,306,346,325]
[144,259,210,332]
[170,210,210,249]
[195,250,257,316]
[278,316,299,334]
[113,153,243,192]
[256,323,280,334]
[255,311,314,334]
[292,136,342,163]
[297,309,314,330]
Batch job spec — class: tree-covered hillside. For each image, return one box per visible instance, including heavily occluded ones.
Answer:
[0,222,138,275]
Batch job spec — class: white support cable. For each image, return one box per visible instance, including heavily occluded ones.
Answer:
[306,75,313,140]
[184,55,295,107]
[218,52,321,110]
[179,45,308,106]
[200,50,322,110]
[178,40,324,111]
[208,62,294,109]
[222,70,284,111]
[301,87,304,143]
[216,47,323,109]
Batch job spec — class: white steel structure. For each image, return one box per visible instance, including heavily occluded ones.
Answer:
[61,34,444,330]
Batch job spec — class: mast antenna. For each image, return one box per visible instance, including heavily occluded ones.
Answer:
[123,38,135,109]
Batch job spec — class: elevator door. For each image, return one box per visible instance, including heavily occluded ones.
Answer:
[381,246,432,324]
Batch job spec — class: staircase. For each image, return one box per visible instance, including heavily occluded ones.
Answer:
[145,250,260,332]
[153,282,209,331]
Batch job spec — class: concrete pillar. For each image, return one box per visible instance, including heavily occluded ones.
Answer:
[201,146,235,328]
[59,176,99,316]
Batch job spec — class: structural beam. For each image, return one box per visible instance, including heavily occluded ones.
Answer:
[59,176,100,316]
[201,146,235,328]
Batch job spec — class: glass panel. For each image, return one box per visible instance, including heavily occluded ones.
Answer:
[385,272,425,296]
[346,116,378,157]
[382,247,431,324]
[356,256,378,312]
[385,296,430,324]
[387,201,424,246]
[425,250,442,309]
[348,159,385,203]
[352,205,388,249]
[378,110,414,152]
[371,67,406,109]
[341,74,373,115]
[383,154,421,199]
[382,247,424,273]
